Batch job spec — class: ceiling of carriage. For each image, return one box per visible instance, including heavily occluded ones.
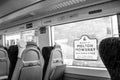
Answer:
[0,0,113,30]
[0,0,44,18]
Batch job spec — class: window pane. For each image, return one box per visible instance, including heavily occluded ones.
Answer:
[52,16,117,68]
[21,30,38,44]
[5,33,21,47]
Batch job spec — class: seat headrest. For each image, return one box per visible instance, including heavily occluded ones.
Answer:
[54,44,61,49]
[42,46,54,61]
[99,37,120,79]
[9,45,18,53]
[52,47,63,64]
[22,48,39,62]
[99,37,120,68]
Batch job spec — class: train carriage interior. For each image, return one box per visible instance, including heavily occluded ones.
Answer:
[0,0,120,80]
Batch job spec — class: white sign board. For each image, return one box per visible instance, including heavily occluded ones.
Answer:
[74,35,98,60]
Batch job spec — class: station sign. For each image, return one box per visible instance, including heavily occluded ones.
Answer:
[74,35,98,60]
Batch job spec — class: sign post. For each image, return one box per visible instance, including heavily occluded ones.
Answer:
[74,35,98,60]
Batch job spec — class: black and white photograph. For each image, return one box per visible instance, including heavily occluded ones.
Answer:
[0,0,119,80]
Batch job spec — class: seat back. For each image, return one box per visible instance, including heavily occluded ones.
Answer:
[42,46,66,80]
[99,37,120,80]
[8,45,18,80]
[42,47,54,80]
[0,46,9,79]
[11,42,44,80]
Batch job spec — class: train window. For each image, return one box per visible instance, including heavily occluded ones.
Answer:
[4,29,39,47]
[5,33,20,47]
[52,15,119,68]
[21,30,38,44]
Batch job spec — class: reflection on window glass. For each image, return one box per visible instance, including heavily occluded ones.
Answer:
[52,16,118,68]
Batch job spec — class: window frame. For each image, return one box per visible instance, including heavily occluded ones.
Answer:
[50,15,119,69]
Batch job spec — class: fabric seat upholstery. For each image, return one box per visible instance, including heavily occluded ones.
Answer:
[99,37,120,80]
[42,46,66,80]
[11,42,44,80]
[8,45,18,80]
[0,45,10,79]
[42,47,54,80]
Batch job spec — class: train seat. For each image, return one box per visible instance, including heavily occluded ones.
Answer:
[8,45,18,80]
[42,46,54,80]
[11,42,44,80]
[42,46,66,80]
[0,45,10,80]
[99,37,120,80]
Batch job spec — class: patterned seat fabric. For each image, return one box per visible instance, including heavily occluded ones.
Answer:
[99,37,120,80]
[0,45,10,79]
[8,45,18,80]
[42,46,66,80]
[11,42,44,80]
